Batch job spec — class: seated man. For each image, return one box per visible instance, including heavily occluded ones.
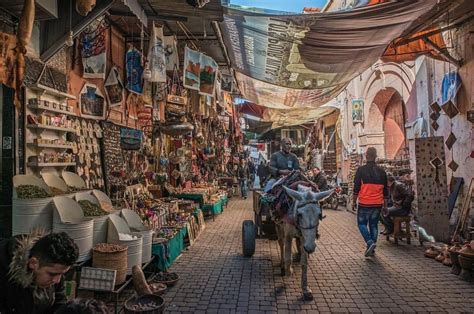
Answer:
[311,167,329,191]
[0,232,79,314]
[381,174,415,235]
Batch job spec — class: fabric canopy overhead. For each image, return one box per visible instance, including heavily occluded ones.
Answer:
[222,0,438,111]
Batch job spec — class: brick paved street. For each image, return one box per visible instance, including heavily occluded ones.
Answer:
[164,193,474,313]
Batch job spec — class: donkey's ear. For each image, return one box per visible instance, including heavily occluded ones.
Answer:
[283,186,305,201]
[311,189,334,201]
[297,185,311,193]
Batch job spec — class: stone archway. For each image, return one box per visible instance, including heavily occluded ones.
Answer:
[367,88,407,159]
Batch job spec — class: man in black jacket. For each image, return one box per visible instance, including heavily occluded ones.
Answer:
[381,174,415,235]
[0,231,79,314]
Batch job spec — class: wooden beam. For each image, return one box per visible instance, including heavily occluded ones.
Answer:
[108,9,188,21]
[422,37,462,67]
[394,14,474,47]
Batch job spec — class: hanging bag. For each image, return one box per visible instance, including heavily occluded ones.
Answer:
[120,128,143,150]
[166,65,187,116]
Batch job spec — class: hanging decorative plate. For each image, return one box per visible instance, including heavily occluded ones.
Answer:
[430,111,440,121]
[467,110,474,124]
[448,160,459,172]
[441,100,459,119]
[431,121,439,130]
[429,156,443,168]
[430,101,441,112]
[445,132,457,150]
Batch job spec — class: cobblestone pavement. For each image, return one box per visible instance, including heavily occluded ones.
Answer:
[164,193,474,313]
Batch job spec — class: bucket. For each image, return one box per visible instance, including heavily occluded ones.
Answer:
[92,244,128,285]
[53,219,94,262]
[12,198,53,235]
[110,236,143,275]
[137,229,153,264]
[92,215,109,245]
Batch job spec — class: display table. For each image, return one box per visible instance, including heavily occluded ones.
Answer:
[202,199,223,220]
[221,194,229,208]
[152,226,187,271]
[175,193,205,208]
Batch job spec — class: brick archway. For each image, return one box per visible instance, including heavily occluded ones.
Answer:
[368,88,407,159]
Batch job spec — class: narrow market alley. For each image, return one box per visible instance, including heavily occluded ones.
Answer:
[164,194,474,313]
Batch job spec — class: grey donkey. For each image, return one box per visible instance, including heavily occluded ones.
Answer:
[276,185,333,301]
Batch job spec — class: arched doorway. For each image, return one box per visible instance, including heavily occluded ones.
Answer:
[368,88,407,159]
[383,92,407,159]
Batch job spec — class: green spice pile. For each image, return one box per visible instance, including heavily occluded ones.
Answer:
[78,200,108,217]
[16,185,51,199]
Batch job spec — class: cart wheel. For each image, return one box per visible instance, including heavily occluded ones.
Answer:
[329,195,339,210]
[242,220,256,257]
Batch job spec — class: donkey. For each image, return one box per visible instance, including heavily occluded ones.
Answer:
[276,185,333,300]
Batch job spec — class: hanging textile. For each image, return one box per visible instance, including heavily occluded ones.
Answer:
[104,66,125,107]
[81,18,107,79]
[183,46,201,91]
[146,23,166,83]
[199,54,218,96]
[126,46,144,94]
[79,83,106,120]
[441,72,462,104]
[0,32,17,89]
[164,35,179,71]
[222,0,437,109]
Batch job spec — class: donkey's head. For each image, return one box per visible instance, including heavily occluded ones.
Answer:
[284,185,333,254]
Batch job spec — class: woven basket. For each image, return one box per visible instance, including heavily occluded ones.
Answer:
[92,244,128,285]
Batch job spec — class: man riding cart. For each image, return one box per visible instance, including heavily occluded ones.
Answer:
[242,169,333,300]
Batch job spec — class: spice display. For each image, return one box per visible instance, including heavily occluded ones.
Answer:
[148,282,167,295]
[93,243,126,253]
[78,200,108,216]
[16,185,51,199]
[128,301,160,311]
[153,272,179,286]
[67,185,87,192]
[50,187,66,196]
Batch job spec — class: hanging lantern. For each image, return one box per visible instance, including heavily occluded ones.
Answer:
[76,0,96,16]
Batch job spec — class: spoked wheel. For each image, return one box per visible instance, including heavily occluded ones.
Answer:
[328,195,339,210]
[242,220,256,257]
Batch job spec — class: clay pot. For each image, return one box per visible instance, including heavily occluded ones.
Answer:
[458,254,474,269]
[442,254,453,267]
[458,255,474,282]
[424,247,439,258]
[435,252,445,262]
[459,245,474,258]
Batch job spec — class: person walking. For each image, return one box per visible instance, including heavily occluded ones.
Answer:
[257,160,270,188]
[352,147,388,257]
[237,159,250,199]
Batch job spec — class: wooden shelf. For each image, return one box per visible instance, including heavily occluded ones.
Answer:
[27,162,76,167]
[27,142,74,150]
[27,124,76,133]
[29,84,76,100]
[28,103,76,116]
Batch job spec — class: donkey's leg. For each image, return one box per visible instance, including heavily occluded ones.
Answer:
[284,231,293,276]
[276,224,285,275]
[294,237,302,262]
[300,243,313,301]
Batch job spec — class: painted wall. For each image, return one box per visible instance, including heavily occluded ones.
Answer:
[334,21,474,235]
